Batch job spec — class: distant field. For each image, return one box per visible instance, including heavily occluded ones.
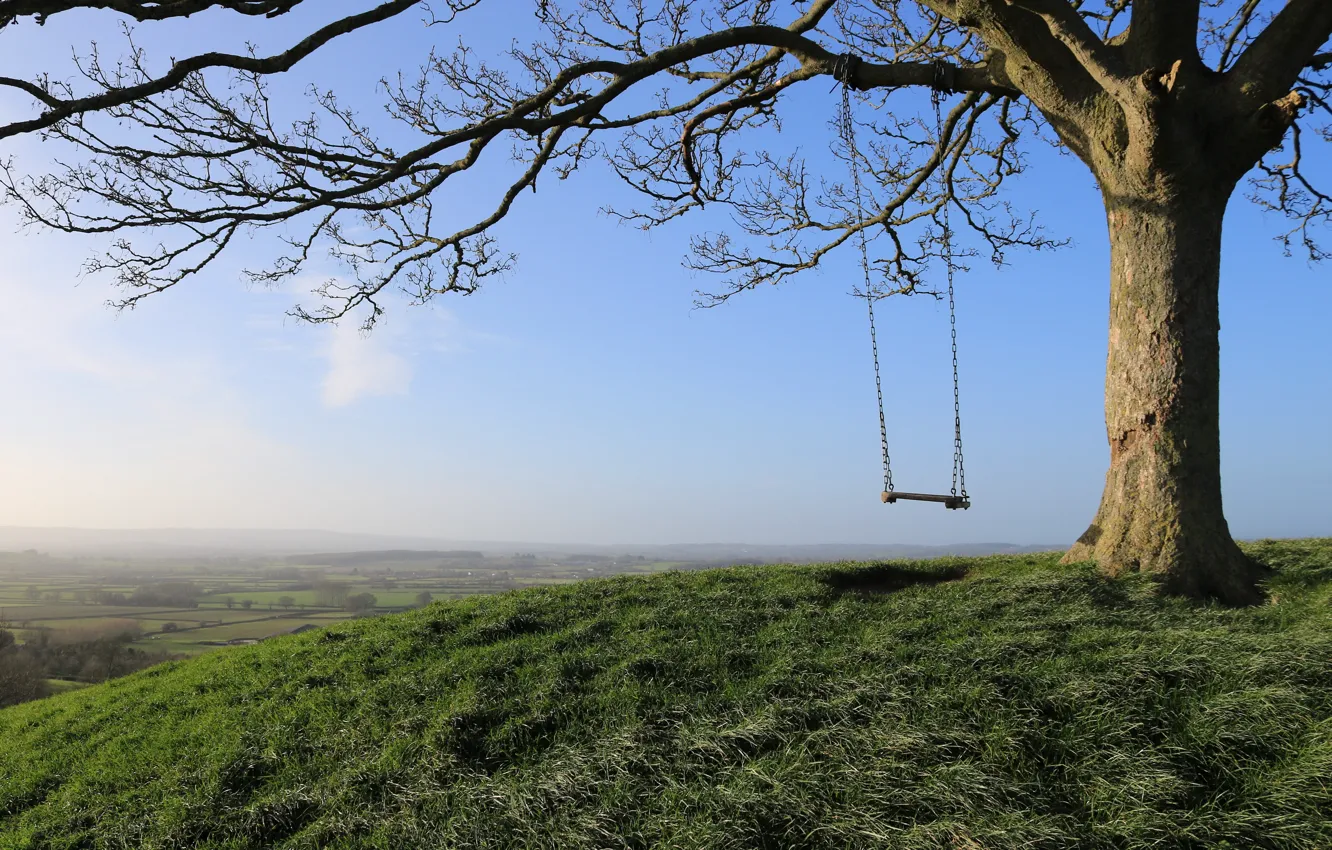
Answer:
[0,556,704,667]
[350,590,434,607]
[128,638,213,656]
[133,615,352,654]
[0,604,188,623]
[14,617,152,633]
[192,618,349,641]
[133,609,292,625]
[198,590,329,607]
[0,584,139,599]
[198,588,479,607]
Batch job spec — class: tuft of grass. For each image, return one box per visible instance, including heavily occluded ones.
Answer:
[2,539,1330,849]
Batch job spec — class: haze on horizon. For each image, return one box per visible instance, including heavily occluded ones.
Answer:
[0,3,1327,550]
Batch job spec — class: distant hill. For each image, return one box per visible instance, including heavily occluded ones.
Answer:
[607,541,1063,561]
[287,550,488,567]
[0,526,448,557]
[2,539,1330,847]
[0,526,1062,560]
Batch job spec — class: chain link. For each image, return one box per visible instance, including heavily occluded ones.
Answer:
[837,72,893,495]
[933,89,967,501]
[867,277,894,494]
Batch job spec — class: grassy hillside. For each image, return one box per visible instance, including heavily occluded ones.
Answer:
[2,539,1330,849]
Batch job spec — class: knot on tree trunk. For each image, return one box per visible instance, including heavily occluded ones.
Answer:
[1256,90,1307,141]
[1138,60,1184,97]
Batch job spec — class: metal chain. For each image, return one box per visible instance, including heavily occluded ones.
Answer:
[836,59,893,495]
[933,88,967,500]
[866,271,893,495]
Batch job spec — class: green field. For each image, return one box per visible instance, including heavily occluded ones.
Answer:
[133,616,355,655]
[198,587,508,607]
[0,564,542,655]
[12,617,152,633]
[134,609,295,625]
[151,617,351,643]
[1,539,1330,848]
[197,590,325,606]
[0,586,138,601]
[0,604,188,624]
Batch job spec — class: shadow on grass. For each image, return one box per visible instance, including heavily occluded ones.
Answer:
[1078,574,1137,610]
[819,562,968,596]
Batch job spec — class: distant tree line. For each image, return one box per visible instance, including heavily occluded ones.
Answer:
[287,550,485,568]
[0,625,182,709]
[345,593,377,614]
[0,629,47,707]
[314,581,350,608]
[66,582,203,608]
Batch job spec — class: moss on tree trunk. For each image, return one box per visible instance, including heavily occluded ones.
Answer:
[1063,187,1266,605]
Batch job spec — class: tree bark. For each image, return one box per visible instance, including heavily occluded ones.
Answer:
[1062,184,1266,604]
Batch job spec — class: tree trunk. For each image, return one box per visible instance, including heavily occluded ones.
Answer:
[1062,186,1265,605]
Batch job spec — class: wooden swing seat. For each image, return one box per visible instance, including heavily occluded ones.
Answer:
[882,490,970,510]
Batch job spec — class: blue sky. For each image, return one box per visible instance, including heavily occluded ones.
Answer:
[0,1,1328,546]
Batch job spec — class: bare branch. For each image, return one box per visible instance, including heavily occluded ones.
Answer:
[1228,0,1332,102]
[1003,0,1132,98]
[0,75,62,107]
[1216,0,1262,71]
[5,0,1324,325]
[0,0,300,29]
[0,0,428,140]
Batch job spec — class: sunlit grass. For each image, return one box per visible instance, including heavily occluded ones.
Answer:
[1,539,1329,849]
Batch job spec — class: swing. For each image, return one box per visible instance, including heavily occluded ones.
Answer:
[836,57,970,511]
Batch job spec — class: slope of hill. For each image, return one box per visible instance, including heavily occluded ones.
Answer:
[2,539,1330,849]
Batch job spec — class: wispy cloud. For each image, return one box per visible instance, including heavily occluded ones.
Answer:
[0,218,317,528]
[321,319,412,407]
[0,262,133,383]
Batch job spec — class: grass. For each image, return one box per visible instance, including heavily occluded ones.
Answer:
[1,539,1330,849]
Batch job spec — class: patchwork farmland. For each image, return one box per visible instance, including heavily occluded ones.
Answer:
[0,548,697,666]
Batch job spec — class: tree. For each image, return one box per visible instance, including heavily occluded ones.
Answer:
[415,591,434,608]
[240,599,253,610]
[0,628,50,707]
[277,596,296,610]
[313,581,350,609]
[2,2,1329,603]
[24,586,39,601]
[224,597,235,609]
[345,593,378,614]
[0,653,50,707]
[161,622,179,633]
